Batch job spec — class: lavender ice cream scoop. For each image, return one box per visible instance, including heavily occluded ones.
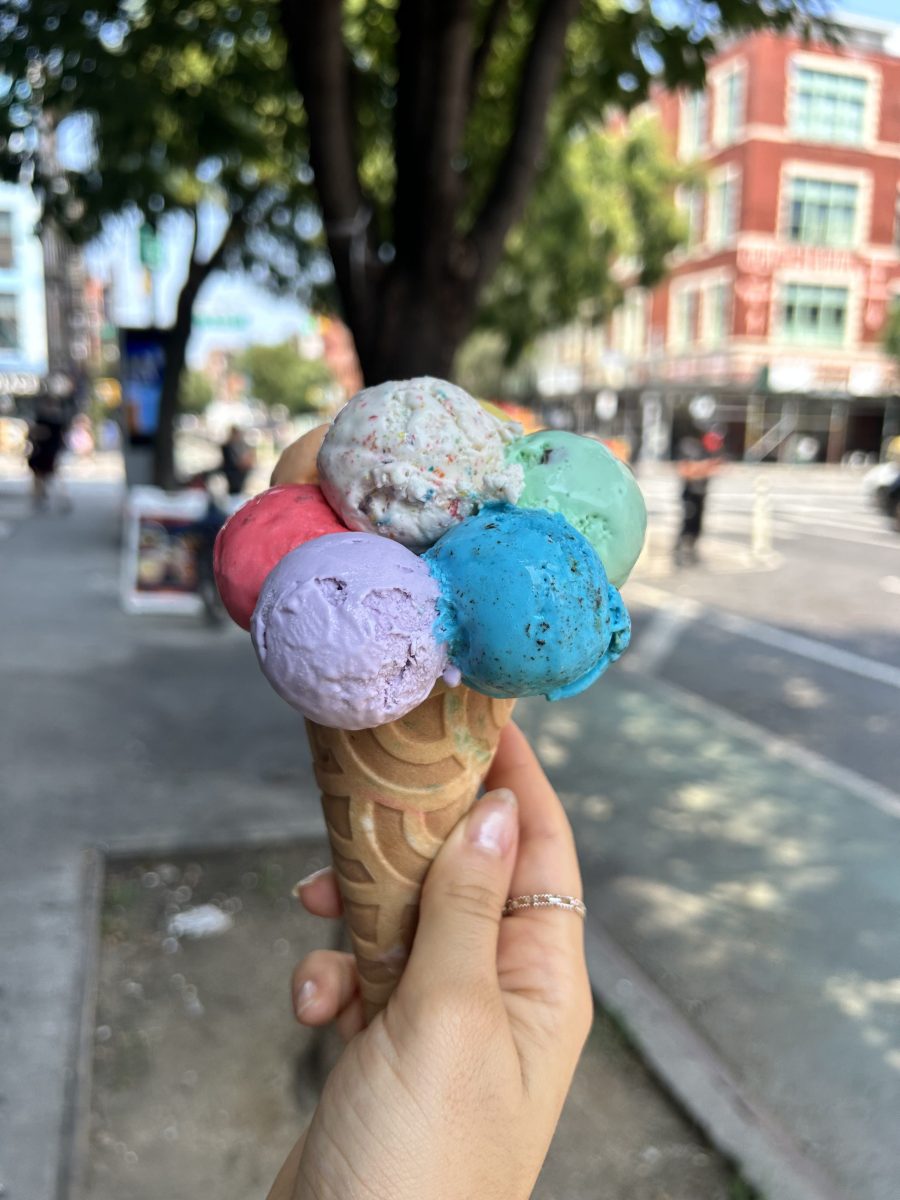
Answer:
[251,532,447,729]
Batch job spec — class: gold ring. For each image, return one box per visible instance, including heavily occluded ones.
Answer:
[502,893,586,918]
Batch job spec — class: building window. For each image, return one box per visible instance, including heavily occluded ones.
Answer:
[782,283,848,345]
[680,91,708,158]
[790,67,868,145]
[675,289,700,347]
[708,174,739,248]
[0,212,12,269]
[706,281,732,345]
[678,185,705,248]
[714,68,745,146]
[787,178,859,247]
[0,293,19,350]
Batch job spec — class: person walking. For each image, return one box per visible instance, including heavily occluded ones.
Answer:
[674,432,723,566]
[26,399,70,511]
[219,425,255,496]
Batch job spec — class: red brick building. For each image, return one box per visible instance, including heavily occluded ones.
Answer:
[610,17,900,460]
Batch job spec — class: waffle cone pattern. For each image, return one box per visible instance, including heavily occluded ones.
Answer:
[306,682,515,1021]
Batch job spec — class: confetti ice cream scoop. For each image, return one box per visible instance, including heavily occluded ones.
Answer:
[317,376,524,552]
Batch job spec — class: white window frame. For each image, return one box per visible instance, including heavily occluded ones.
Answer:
[679,90,709,160]
[786,52,881,149]
[676,182,706,250]
[706,164,741,250]
[710,59,747,148]
[0,210,14,271]
[701,271,735,347]
[668,278,703,350]
[770,269,862,350]
[778,161,871,250]
[0,291,20,353]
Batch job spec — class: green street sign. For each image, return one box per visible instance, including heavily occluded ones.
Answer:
[192,313,251,330]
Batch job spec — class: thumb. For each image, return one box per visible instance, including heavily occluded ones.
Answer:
[401,788,518,998]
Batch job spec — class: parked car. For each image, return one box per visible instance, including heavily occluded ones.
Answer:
[863,460,900,510]
[885,472,900,532]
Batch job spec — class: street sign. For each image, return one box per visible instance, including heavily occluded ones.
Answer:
[192,314,251,330]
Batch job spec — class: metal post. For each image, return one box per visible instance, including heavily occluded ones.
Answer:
[751,474,773,560]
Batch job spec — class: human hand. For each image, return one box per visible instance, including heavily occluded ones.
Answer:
[267,722,592,1200]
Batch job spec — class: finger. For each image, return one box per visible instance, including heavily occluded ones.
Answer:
[265,1130,308,1200]
[293,867,344,919]
[486,723,583,905]
[488,725,591,1059]
[292,949,358,1026]
[401,787,518,999]
[335,992,367,1043]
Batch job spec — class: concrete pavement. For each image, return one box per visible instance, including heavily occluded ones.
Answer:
[2,471,898,1200]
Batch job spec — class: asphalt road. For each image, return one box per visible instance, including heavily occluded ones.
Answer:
[625,464,900,792]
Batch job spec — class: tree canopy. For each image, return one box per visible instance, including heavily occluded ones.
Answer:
[239,341,335,414]
[476,116,697,364]
[0,0,827,483]
[178,368,214,415]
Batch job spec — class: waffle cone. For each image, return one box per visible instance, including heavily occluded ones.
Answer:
[305,683,515,1021]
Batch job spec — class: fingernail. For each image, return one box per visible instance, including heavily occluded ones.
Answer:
[467,788,517,856]
[291,866,330,898]
[295,979,318,1018]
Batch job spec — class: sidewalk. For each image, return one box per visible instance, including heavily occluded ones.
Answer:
[1,477,897,1199]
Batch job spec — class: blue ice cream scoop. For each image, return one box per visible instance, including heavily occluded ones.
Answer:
[424,504,630,700]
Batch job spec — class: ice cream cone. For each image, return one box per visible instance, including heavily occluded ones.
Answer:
[305,682,514,1021]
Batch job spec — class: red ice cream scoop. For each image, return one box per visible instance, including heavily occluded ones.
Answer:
[214,483,346,629]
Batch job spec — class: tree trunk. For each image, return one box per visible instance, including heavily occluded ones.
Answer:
[152,217,238,489]
[358,267,475,384]
[280,0,576,393]
[152,309,191,489]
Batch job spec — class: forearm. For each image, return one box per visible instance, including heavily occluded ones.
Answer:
[266,1129,308,1200]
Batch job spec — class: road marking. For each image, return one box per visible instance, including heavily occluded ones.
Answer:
[627,581,900,692]
[881,576,900,595]
[624,596,702,673]
[643,672,900,822]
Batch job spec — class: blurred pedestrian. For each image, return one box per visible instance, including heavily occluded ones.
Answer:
[219,425,255,495]
[674,431,723,566]
[26,399,71,512]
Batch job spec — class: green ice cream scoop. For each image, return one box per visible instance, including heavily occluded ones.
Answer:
[506,431,646,587]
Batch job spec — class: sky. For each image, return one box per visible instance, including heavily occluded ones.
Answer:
[835,0,897,20]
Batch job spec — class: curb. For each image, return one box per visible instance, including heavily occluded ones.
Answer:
[56,849,105,1200]
[585,920,848,1200]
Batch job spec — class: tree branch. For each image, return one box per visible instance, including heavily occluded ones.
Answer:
[470,0,580,284]
[279,0,374,356]
[153,210,240,488]
[469,0,509,107]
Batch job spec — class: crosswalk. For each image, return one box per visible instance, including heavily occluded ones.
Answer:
[633,465,898,574]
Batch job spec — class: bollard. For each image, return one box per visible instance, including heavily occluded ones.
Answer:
[751,475,773,559]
